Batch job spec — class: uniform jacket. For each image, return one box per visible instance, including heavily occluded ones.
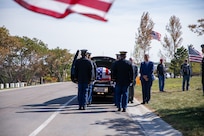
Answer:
[112,59,133,86]
[140,61,154,82]
[74,57,92,83]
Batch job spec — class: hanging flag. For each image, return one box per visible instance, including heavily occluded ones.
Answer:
[151,31,161,41]
[188,46,203,63]
[14,0,114,22]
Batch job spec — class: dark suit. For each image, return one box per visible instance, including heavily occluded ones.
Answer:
[112,59,133,110]
[74,56,92,109]
[140,61,154,103]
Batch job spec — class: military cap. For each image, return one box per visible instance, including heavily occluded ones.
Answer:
[119,51,127,55]
[87,52,91,55]
[115,53,120,57]
[201,44,204,48]
[80,49,87,55]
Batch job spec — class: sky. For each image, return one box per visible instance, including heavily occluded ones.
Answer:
[0,0,204,62]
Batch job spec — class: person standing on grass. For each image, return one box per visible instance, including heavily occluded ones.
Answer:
[157,58,166,92]
[201,44,204,96]
[139,54,154,104]
[180,59,192,91]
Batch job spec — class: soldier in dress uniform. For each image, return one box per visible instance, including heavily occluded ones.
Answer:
[112,51,133,112]
[74,49,92,110]
[86,52,97,105]
[111,53,121,106]
[128,58,138,103]
[201,44,204,96]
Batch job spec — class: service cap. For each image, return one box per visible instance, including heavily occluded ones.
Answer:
[119,51,127,55]
[86,52,91,55]
[80,49,87,56]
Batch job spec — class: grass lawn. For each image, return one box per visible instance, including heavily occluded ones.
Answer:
[135,76,204,136]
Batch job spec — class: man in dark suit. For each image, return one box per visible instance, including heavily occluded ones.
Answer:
[140,54,154,104]
[74,49,92,110]
[112,51,133,112]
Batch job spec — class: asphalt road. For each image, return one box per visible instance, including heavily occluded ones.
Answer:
[0,82,145,136]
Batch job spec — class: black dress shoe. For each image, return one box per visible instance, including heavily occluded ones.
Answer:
[131,101,134,103]
[118,108,121,111]
[78,107,82,110]
[141,102,145,104]
[122,109,126,112]
[82,106,86,110]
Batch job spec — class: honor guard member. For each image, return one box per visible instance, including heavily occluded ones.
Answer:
[128,58,138,103]
[111,53,121,106]
[86,52,97,105]
[74,49,92,110]
[201,44,204,96]
[112,51,133,112]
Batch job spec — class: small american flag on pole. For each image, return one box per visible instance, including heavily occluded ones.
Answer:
[14,0,114,22]
[96,67,111,80]
[151,31,161,41]
[188,46,203,63]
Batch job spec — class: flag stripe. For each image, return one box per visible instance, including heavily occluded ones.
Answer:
[75,0,113,12]
[188,46,203,63]
[14,0,114,21]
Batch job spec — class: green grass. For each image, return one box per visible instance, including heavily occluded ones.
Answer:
[135,76,204,136]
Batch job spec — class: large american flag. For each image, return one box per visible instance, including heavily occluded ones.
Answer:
[14,0,114,22]
[96,67,111,80]
[151,31,161,41]
[188,46,203,63]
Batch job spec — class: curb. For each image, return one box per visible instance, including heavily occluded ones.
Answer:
[127,98,182,136]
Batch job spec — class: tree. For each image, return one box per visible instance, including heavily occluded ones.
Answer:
[169,46,187,76]
[45,47,73,82]
[162,15,183,77]
[0,26,74,84]
[135,12,154,60]
[0,27,23,83]
[133,43,143,64]
[188,18,204,36]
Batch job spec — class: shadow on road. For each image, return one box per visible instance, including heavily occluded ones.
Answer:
[17,95,78,113]
[17,95,115,114]
[92,117,145,136]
